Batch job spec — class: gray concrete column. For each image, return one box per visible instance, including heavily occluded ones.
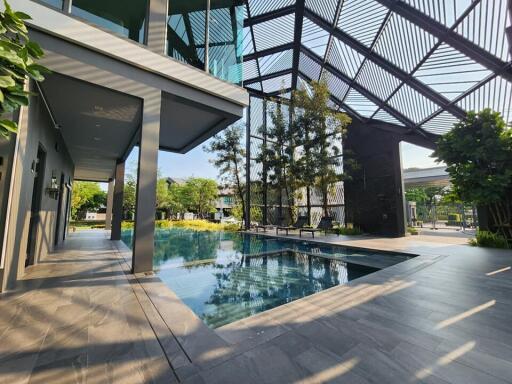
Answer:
[132,91,161,274]
[111,162,125,241]
[105,179,114,230]
[147,0,168,54]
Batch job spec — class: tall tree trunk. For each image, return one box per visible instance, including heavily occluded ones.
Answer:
[233,151,246,228]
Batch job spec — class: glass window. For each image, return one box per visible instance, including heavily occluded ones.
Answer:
[39,0,64,9]
[71,0,148,44]
[167,1,206,71]
[167,0,244,85]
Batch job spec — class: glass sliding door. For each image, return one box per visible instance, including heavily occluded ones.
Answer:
[71,0,148,44]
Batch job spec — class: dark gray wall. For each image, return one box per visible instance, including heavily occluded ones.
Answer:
[344,122,406,238]
[0,83,74,291]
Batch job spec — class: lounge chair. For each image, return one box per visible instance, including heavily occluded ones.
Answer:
[254,217,285,233]
[254,223,275,232]
[300,217,334,238]
[276,216,308,235]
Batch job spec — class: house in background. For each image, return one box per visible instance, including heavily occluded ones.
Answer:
[214,187,236,221]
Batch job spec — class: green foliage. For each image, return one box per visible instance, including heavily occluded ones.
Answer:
[180,178,218,218]
[433,109,512,239]
[407,227,419,235]
[470,231,509,249]
[204,124,246,223]
[232,203,262,223]
[71,181,106,220]
[258,98,299,220]
[447,214,461,222]
[334,226,363,236]
[292,81,353,217]
[123,175,137,218]
[0,1,49,136]
[405,186,447,205]
[123,219,239,232]
[69,220,105,229]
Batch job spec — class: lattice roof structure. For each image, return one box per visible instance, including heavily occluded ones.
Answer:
[242,0,512,138]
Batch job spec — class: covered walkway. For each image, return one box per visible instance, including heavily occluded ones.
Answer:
[1,231,512,383]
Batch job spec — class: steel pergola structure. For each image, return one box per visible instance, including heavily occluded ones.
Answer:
[241,0,512,228]
[242,0,512,136]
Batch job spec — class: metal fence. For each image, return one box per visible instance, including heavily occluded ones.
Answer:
[246,95,345,227]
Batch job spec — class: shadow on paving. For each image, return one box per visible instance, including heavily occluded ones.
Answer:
[0,231,511,384]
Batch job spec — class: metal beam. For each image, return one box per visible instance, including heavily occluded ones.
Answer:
[248,88,292,99]
[245,103,251,230]
[301,46,417,128]
[374,0,512,82]
[304,8,467,119]
[244,68,293,85]
[291,0,305,90]
[244,43,294,62]
[244,5,295,27]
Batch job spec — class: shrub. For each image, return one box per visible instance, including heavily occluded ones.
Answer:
[120,219,240,232]
[470,231,509,249]
[335,226,363,236]
[407,227,419,235]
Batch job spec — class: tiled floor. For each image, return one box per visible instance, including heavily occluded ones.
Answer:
[1,230,512,383]
[0,231,177,384]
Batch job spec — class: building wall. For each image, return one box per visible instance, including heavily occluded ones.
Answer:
[0,83,74,292]
[344,122,406,237]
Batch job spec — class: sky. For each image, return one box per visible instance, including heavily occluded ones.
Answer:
[122,140,440,182]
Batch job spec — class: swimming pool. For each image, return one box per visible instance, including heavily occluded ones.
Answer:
[121,229,414,328]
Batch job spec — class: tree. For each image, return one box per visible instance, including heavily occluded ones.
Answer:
[0,1,48,136]
[264,100,299,222]
[433,109,512,240]
[293,81,353,218]
[156,178,185,219]
[71,181,106,220]
[123,175,137,219]
[181,178,218,218]
[205,124,246,224]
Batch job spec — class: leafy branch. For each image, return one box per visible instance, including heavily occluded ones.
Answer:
[0,0,48,136]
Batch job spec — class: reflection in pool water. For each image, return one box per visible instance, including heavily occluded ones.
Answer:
[121,229,411,328]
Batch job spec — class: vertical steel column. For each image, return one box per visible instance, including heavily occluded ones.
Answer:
[111,161,125,241]
[262,99,268,225]
[204,0,211,73]
[146,0,168,54]
[132,91,161,274]
[62,0,72,13]
[105,179,114,231]
[245,104,251,230]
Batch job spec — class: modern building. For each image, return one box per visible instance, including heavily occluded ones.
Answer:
[1,2,512,383]
[0,0,248,292]
[215,187,236,219]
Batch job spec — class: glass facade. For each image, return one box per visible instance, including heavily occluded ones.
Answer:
[167,0,244,84]
[71,0,148,44]
[39,0,64,9]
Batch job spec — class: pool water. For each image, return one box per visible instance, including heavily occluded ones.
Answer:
[121,229,414,328]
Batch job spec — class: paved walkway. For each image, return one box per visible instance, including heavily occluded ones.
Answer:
[1,230,512,383]
[0,231,177,384]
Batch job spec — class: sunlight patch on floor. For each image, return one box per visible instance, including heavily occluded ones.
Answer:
[435,300,496,329]
[294,357,360,384]
[486,266,511,276]
[415,341,476,381]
